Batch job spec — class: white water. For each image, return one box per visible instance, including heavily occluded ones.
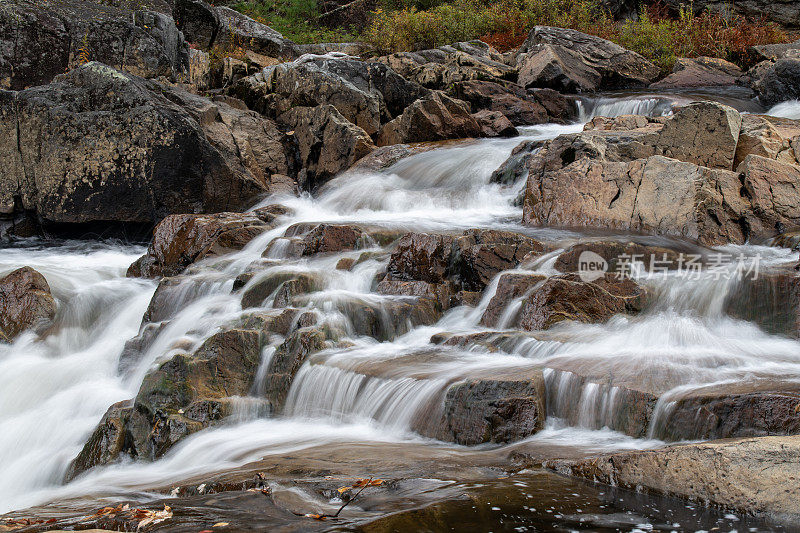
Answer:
[2,98,800,515]
[768,100,800,120]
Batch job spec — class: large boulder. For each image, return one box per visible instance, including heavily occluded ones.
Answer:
[377,91,481,146]
[548,436,800,519]
[518,102,800,245]
[0,0,187,90]
[280,105,376,190]
[516,26,659,92]
[449,80,550,126]
[128,211,276,278]
[0,63,295,229]
[0,266,56,342]
[650,56,742,89]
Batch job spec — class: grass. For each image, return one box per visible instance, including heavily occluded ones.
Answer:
[227,0,792,74]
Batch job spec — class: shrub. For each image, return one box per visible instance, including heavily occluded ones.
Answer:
[231,0,358,43]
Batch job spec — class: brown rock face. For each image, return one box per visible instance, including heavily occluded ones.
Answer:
[481,273,546,328]
[650,56,742,89]
[262,327,328,411]
[553,240,684,274]
[0,266,57,342]
[448,80,549,126]
[377,92,481,146]
[519,102,800,245]
[547,436,800,519]
[433,372,546,445]
[386,230,546,292]
[518,44,602,93]
[473,110,518,138]
[128,212,271,278]
[518,274,646,330]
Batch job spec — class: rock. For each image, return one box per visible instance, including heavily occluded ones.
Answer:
[213,7,295,59]
[553,240,684,274]
[377,92,481,146]
[0,63,292,229]
[272,274,320,308]
[519,102,799,245]
[548,436,800,519]
[377,42,516,91]
[128,212,271,278]
[750,39,800,63]
[473,110,518,137]
[650,56,742,89]
[281,105,375,190]
[480,273,546,328]
[517,273,646,330]
[656,101,742,170]
[517,26,659,91]
[0,266,57,342]
[173,0,219,49]
[386,230,546,292]
[234,56,425,135]
[518,44,602,93]
[753,58,800,107]
[448,80,548,126]
[68,327,267,477]
[734,114,800,168]
[738,155,800,233]
[296,224,366,255]
[528,88,578,123]
[337,296,443,340]
[433,371,546,445]
[262,327,328,411]
[0,0,188,90]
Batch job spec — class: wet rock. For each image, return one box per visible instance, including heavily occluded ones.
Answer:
[516,26,659,91]
[0,63,290,228]
[68,327,266,477]
[0,0,188,90]
[473,110,518,138]
[336,257,356,270]
[377,92,481,146]
[528,88,578,123]
[480,273,546,328]
[0,266,57,342]
[553,240,684,274]
[338,296,443,341]
[234,308,297,336]
[448,80,548,126]
[650,56,742,89]
[386,230,546,292]
[518,274,646,330]
[272,274,320,308]
[377,280,456,304]
[751,58,800,107]
[297,224,366,255]
[725,267,800,337]
[433,371,546,445]
[118,322,168,373]
[262,327,328,411]
[280,105,375,190]
[128,212,271,278]
[656,382,800,441]
[489,140,543,186]
[547,435,800,519]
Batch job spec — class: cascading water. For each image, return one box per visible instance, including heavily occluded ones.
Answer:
[3,95,800,525]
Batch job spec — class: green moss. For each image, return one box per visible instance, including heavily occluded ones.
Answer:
[230,0,359,43]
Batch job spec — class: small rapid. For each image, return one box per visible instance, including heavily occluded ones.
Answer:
[3,93,800,519]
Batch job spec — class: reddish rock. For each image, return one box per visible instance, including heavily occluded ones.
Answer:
[473,110,518,137]
[481,273,546,328]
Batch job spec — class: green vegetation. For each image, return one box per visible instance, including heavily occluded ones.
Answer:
[228,0,791,73]
[228,0,358,43]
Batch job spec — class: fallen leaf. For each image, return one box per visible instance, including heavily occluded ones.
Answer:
[337,486,351,493]
[212,522,230,527]
[304,514,326,521]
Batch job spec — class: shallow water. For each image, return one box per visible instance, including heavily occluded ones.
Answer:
[2,93,800,529]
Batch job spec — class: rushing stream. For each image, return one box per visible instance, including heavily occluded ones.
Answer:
[2,94,800,529]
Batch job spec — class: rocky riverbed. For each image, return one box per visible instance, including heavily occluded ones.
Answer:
[2,0,800,530]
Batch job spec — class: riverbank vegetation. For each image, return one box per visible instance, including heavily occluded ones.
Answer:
[226,0,792,73]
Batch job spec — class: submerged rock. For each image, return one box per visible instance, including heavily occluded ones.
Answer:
[0,266,56,342]
[547,435,800,520]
